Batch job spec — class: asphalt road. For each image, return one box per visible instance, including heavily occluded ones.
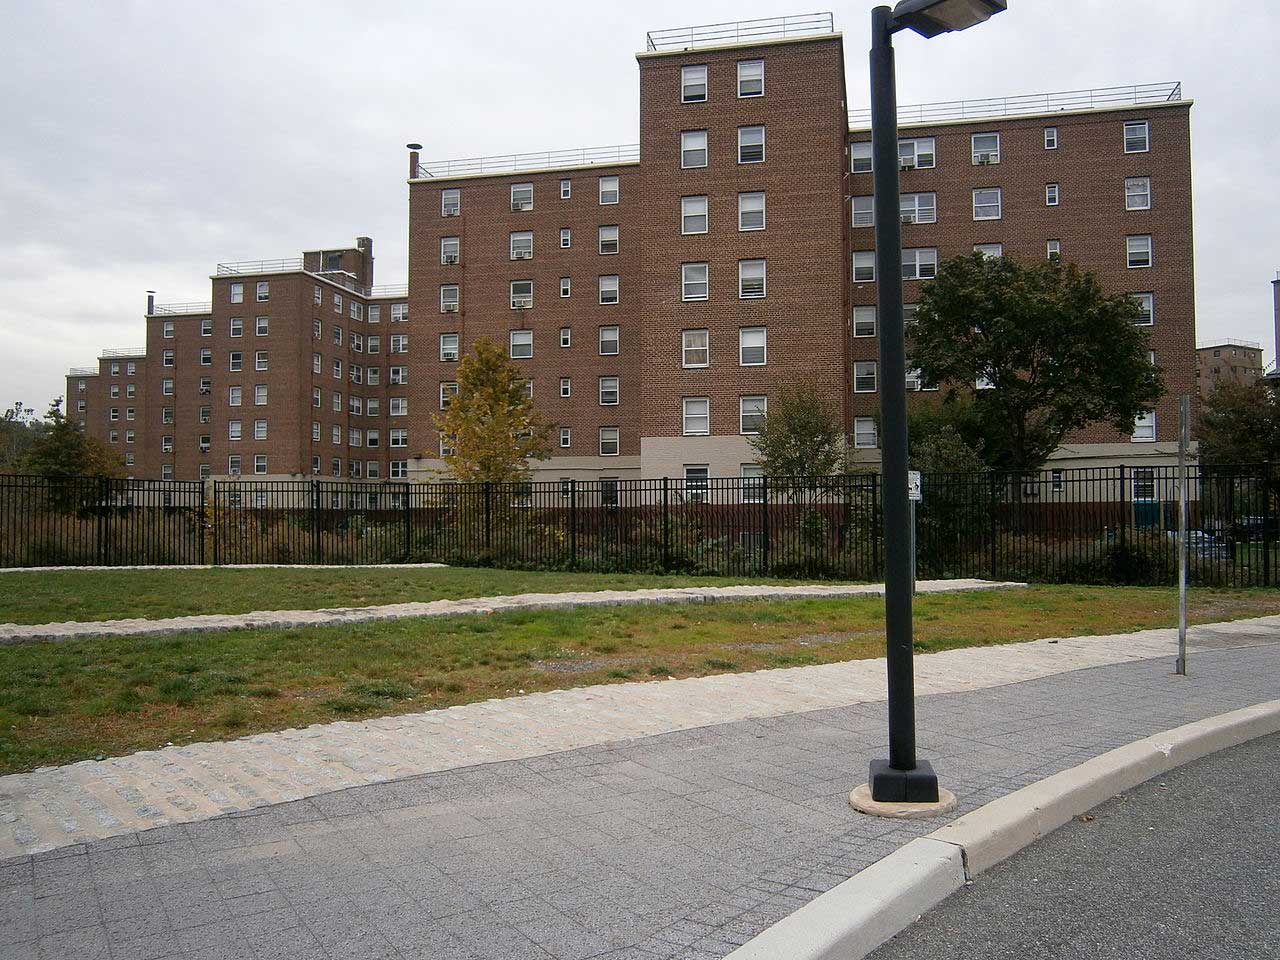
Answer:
[871,732,1280,960]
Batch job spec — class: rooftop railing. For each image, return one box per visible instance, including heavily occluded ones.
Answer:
[216,258,305,277]
[149,302,212,316]
[68,367,98,377]
[215,260,406,300]
[1199,338,1262,351]
[369,284,409,299]
[101,347,146,358]
[645,12,834,51]
[848,82,1184,128]
[415,143,640,180]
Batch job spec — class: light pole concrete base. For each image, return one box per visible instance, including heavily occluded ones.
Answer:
[849,783,958,819]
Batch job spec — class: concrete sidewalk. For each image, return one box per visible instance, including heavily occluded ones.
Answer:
[1,640,1276,960]
[0,579,1019,643]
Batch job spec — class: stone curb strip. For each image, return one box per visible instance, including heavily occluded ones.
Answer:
[0,579,1022,644]
[0,562,449,573]
[724,697,1280,960]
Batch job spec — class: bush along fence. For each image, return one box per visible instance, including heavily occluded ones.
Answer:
[0,465,1275,586]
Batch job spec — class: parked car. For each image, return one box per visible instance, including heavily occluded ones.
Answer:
[1166,529,1231,560]
[1235,516,1279,542]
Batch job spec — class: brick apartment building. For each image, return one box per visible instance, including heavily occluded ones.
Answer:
[1196,339,1266,397]
[68,12,1197,484]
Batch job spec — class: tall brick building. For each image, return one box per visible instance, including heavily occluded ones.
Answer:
[1196,339,1266,397]
[68,13,1197,484]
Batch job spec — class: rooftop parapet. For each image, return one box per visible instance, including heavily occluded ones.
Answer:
[644,12,834,52]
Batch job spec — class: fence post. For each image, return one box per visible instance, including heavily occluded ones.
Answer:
[97,476,109,566]
[1118,464,1128,551]
[871,473,881,575]
[661,477,670,573]
[569,480,578,568]
[483,481,492,555]
[198,482,207,565]
[402,482,412,561]
[761,475,770,576]
[311,480,322,564]
[989,474,999,580]
[212,481,220,565]
[1263,462,1273,588]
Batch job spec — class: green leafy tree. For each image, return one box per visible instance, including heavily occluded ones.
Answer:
[748,379,850,479]
[1198,381,1280,466]
[1,401,42,472]
[20,399,123,479]
[432,338,552,483]
[907,400,987,474]
[909,253,1164,475]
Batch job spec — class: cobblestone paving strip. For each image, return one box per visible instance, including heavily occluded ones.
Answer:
[1,641,1276,960]
[2,613,1273,860]
[0,579,1021,643]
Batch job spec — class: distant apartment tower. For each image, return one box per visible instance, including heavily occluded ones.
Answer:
[407,12,1196,483]
[66,239,412,481]
[1196,339,1267,397]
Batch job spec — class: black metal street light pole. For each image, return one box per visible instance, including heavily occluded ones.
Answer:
[867,0,1007,804]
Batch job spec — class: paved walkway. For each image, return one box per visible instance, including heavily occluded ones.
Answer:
[2,614,1274,861]
[0,579,1020,643]
[1,640,1277,960]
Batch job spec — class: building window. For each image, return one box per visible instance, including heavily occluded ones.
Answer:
[1047,240,1062,261]
[161,378,174,396]
[200,405,211,422]
[510,182,533,211]
[853,306,877,338]
[439,382,459,410]
[973,187,1002,220]
[201,318,212,336]
[560,228,571,248]
[683,398,710,435]
[682,196,708,234]
[854,361,877,393]
[682,262,709,301]
[560,377,572,398]
[390,303,408,322]
[161,349,174,367]
[1127,235,1153,268]
[1125,177,1152,210]
[390,366,407,384]
[599,376,619,405]
[1132,292,1155,325]
[853,251,876,282]
[741,463,765,503]
[228,455,241,476]
[854,417,878,449]
[683,465,709,502]
[681,130,708,168]
[229,351,243,372]
[902,248,938,280]
[312,421,321,442]
[974,243,1004,259]
[682,329,709,368]
[510,330,533,359]
[389,429,407,448]
[598,225,619,255]
[598,275,619,304]
[739,327,766,366]
[739,396,766,434]
[851,141,872,173]
[510,280,533,310]
[441,236,460,264]
[681,64,707,103]
[334,293,343,314]
[332,392,342,412]
[255,351,268,371]
[510,231,533,260]
[256,282,269,302]
[1046,183,1060,206]
[230,317,243,337]
[737,59,764,97]
[366,336,380,355]
[738,260,766,299]
[735,192,766,231]
[1124,120,1150,154]
[899,137,936,168]
[390,460,407,479]
[439,333,459,361]
[560,179,571,199]
[228,420,242,441]
[737,126,765,163]
[442,188,461,216]
[556,327,571,349]
[390,334,408,353]
[255,316,269,336]
[900,192,937,224]
[254,455,267,475]
[599,427,619,456]
[598,176,619,204]
[230,282,244,304]
[254,419,267,441]
[972,132,1000,164]
[389,398,408,416]
[161,321,174,339]
[254,384,267,405]
[599,326,619,355]
[559,427,571,449]
[1044,126,1059,149]
[440,285,459,312]
[332,358,342,379]
[1132,411,1156,442]
[852,196,874,228]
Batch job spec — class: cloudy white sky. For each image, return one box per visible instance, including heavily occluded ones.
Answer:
[3,0,1277,412]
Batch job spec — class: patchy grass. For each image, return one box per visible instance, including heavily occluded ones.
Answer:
[1,585,1276,774]
[0,566,842,625]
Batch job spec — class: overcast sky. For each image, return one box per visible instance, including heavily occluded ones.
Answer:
[3,0,1278,413]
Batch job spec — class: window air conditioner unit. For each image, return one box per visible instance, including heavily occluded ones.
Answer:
[511,201,532,211]
[512,298,533,309]
[901,213,915,224]
[976,154,993,164]
[199,387,210,395]
[443,254,458,264]
[443,303,459,313]
[514,250,532,259]
[899,158,914,170]
[443,208,459,217]
[199,444,210,453]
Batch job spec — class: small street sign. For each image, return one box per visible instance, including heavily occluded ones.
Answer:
[908,470,923,502]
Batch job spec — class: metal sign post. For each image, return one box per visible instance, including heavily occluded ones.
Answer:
[1176,395,1190,676]
[908,471,922,596]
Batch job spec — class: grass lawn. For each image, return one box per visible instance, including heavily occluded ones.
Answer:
[1,585,1277,773]
[0,567,843,625]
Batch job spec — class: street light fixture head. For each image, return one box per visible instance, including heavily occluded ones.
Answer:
[892,0,1006,38]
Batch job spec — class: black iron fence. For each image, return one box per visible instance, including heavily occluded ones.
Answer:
[1,466,1275,586]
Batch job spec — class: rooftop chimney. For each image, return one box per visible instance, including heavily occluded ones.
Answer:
[146,290,155,315]
[407,143,422,179]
